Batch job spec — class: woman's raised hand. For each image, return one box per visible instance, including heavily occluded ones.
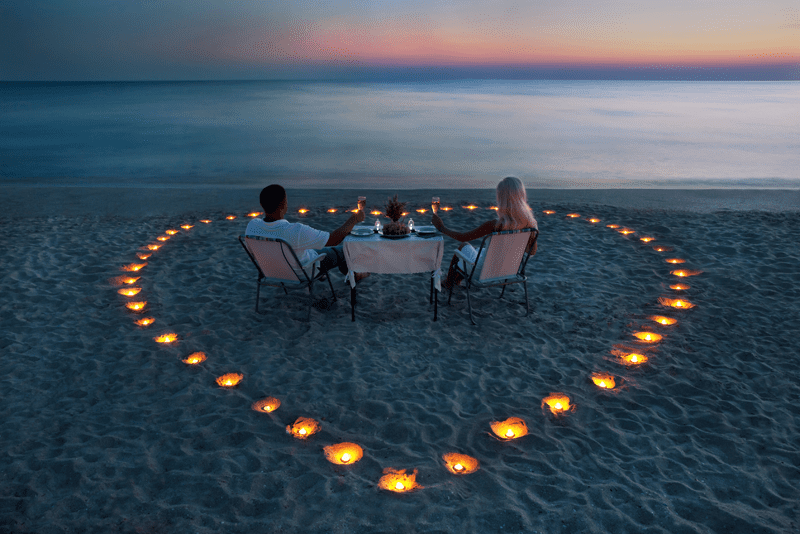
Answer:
[431,212,444,231]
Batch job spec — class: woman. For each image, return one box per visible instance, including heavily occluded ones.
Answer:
[431,176,538,288]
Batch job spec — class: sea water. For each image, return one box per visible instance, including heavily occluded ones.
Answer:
[1,80,798,189]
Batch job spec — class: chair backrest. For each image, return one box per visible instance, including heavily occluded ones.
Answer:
[474,228,537,282]
[239,235,305,283]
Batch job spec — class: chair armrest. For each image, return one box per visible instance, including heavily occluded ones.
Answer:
[299,252,326,270]
[453,249,476,265]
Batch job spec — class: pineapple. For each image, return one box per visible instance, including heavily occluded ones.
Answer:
[382,195,409,235]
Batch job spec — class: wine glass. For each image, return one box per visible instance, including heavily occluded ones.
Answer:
[357,196,366,211]
[431,197,440,214]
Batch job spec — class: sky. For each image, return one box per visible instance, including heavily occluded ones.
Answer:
[1,0,798,81]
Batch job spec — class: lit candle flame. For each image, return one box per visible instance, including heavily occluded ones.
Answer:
[323,442,363,464]
[543,210,555,214]
[181,224,193,230]
[588,218,600,223]
[147,244,161,250]
[659,297,695,309]
[157,236,169,242]
[298,208,309,214]
[443,453,479,475]
[650,315,677,325]
[542,393,572,415]
[126,301,147,311]
[216,373,244,387]
[286,417,320,439]
[591,373,616,389]
[634,331,663,343]
[454,463,463,471]
[640,237,654,242]
[618,228,635,235]
[166,229,178,235]
[154,333,178,343]
[136,252,151,259]
[490,417,528,440]
[135,317,154,327]
[370,210,381,216]
[377,468,420,492]
[670,284,690,290]
[395,482,404,490]
[251,397,281,413]
[327,208,337,213]
[248,212,262,218]
[200,219,212,224]
[440,206,453,211]
[118,287,141,297]
[182,352,206,364]
[463,205,478,210]
[299,428,306,435]
[416,208,428,213]
[666,258,686,264]
[607,224,620,229]
[566,213,580,218]
[226,215,236,220]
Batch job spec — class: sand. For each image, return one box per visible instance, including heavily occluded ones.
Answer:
[1,187,798,534]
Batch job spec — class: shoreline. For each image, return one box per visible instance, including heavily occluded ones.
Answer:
[2,185,799,219]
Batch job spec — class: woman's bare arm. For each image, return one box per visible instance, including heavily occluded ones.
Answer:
[432,214,496,243]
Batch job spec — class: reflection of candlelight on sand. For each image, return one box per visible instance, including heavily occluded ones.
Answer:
[591,372,616,389]
[286,417,319,439]
[137,252,152,259]
[443,453,479,475]
[542,393,573,415]
[567,213,580,218]
[182,352,206,365]
[134,317,154,327]
[216,373,243,387]
[666,258,685,264]
[671,269,702,277]
[650,315,677,325]
[378,468,421,493]
[640,237,654,243]
[165,229,178,235]
[659,297,695,309]
[324,443,364,465]
[542,210,555,215]
[670,283,690,291]
[122,263,147,272]
[653,246,673,252]
[633,331,662,343]
[154,333,178,343]
[251,397,281,413]
[126,301,147,311]
[490,417,528,440]
[612,348,648,365]
[118,287,141,297]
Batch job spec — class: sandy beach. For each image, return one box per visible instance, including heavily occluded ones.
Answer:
[1,186,798,534]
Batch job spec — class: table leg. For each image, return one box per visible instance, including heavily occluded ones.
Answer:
[350,286,356,322]
[434,286,438,321]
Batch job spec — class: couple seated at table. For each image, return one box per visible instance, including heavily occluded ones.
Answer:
[246,177,537,287]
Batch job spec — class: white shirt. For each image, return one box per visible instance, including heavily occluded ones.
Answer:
[245,218,329,266]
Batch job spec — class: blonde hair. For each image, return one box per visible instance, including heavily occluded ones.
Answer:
[496,177,538,231]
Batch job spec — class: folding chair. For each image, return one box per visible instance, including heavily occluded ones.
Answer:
[239,235,337,320]
[448,228,538,325]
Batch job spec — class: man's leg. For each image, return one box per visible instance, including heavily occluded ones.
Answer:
[316,246,348,275]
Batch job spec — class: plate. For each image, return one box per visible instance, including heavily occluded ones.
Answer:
[350,227,374,236]
[414,226,437,234]
[380,233,410,239]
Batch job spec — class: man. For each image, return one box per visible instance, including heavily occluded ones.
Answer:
[245,184,367,280]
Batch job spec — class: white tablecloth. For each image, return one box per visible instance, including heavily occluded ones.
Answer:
[343,233,444,290]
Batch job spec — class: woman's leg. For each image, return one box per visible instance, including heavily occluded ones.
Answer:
[445,243,467,289]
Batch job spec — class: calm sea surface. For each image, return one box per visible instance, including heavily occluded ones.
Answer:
[1,80,798,189]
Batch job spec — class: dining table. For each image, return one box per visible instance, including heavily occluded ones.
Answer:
[343,227,444,321]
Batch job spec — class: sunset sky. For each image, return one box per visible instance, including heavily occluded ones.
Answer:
[2,0,798,80]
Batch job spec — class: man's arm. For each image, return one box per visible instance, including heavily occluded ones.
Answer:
[325,210,365,246]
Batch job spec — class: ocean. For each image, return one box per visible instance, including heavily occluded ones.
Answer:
[1,80,798,189]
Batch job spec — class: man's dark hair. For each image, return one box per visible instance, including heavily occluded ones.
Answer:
[260,184,287,213]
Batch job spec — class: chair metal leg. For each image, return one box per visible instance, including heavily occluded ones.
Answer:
[465,284,476,325]
[499,285,506,299]
[325,273,337,303]
[255,281,262,313]
[350,286,356,322]
[434,284,438,321]
[307,281,315,322]
[523,281,529,316]
[447,283,454,305]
